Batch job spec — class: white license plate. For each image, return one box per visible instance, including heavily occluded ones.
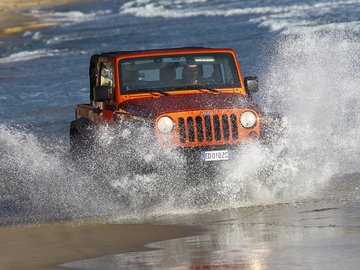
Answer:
[201,150,231,161]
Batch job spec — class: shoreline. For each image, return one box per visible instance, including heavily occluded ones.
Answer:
[0,0,82,37]
[0,220,200,270]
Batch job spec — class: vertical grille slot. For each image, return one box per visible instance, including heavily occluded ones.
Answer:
[230,114,238,139]
[195,116,204,142]
[204,116,213,141]
[222,115,230,140]
[187,117,195,142]
[178,117,186,143]
[213,115,221,141]
[177,112,241,143]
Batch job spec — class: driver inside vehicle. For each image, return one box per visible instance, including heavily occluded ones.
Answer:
[160,67,176,85]
[122,69,141,90]
[182,64,201,85]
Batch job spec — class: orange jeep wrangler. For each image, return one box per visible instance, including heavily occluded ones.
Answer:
[70,47,264,169]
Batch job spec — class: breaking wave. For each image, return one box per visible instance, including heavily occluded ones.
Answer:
[24,9,112,24]
[120,0,360,33]
[0,49,68,64]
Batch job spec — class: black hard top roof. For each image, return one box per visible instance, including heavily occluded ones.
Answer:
[93,47,227,58]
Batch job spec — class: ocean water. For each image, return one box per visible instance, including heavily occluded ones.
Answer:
[0,0,360,224]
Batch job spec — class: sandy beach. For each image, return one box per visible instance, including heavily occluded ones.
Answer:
[0,221,198,270]
[0,0,83,36]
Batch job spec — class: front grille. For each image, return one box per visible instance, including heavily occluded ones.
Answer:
[178,113,240,143]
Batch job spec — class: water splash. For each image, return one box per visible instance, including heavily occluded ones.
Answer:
[220,31,360,205]
[1,32,360,224]
[0,123,191,224]
[0,124,125,223]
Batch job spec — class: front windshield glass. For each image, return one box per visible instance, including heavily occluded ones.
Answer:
[119,53,240,94]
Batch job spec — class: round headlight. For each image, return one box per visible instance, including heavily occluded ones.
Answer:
[157,116,174,133]
[240,111,257,128]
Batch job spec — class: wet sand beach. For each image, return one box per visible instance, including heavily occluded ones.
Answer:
[1,198,360,270]
[0,222,198,270]
[0,0,83,36]
[64,198,360,270]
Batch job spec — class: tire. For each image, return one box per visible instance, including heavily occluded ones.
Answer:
[69,118,94,159]
[185,158,218,185]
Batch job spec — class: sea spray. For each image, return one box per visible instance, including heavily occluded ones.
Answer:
[220,32,360,205]
[0,124,124,223]
[0,123,189,223]
[262,32,360,174]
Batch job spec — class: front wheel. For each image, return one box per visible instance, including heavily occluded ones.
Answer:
[69,118,94,159]
[185,159,218,185]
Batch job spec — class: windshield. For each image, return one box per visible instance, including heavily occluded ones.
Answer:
[119,53,240,94]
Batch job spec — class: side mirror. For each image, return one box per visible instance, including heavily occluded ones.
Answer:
[244,76,259,95]
[93,85,112,102]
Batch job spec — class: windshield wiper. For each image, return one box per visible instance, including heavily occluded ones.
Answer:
[192,85,223,94]
[141,88,171,96]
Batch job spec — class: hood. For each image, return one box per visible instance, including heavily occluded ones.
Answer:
[119,93,258,118]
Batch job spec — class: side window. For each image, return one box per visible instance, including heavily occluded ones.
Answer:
[100,61,113,87]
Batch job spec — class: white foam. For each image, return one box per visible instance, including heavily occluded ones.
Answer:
[120,0,360,34]
[31,32,43,41]
[0,49,67,64]
[251,0,360,34]
[120,1,297,18]
[25,9,112,24]
[120,0,356,18]
[46,34,81,45]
